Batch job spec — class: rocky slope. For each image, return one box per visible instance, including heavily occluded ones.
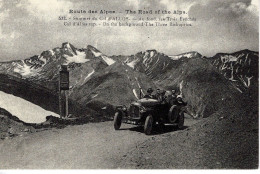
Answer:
[208,49,258,93]
[0,43,258,119]
[70,61,156,115]
[0,108,36,140]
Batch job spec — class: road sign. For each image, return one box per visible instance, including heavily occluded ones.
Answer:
[59,65,69,90]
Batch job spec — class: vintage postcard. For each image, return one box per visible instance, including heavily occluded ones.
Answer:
[0,0,258,169]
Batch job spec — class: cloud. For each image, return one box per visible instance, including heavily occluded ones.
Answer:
[125,0,140,9]
[0,0,258,61]
[125,0,151,9]
[160,0,195,12]
[17,0,73,21]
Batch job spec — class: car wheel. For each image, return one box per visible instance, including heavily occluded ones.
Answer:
[144,115,153,135]
[168,105,178,123]
[114,112,122,130]
[177,112,184,129]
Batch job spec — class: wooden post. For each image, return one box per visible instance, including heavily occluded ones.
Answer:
[60,90,67,118]
[59,65,69,118]
[65,90,68,117]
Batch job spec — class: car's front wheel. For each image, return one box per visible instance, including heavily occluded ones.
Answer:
[114,112,122,130]
[144,115,153,135]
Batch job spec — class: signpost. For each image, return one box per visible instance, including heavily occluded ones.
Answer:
[59,65,69,118]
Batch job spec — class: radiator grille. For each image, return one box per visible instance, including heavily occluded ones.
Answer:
[129,105,140,118]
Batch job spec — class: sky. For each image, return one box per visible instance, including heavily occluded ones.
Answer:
[0,0,259,61]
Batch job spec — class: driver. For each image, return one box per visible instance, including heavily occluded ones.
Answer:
[143,88,155,99]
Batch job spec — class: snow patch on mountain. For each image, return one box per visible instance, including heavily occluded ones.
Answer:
[0,91,58,123]
[150,51,155,57]
[13,60,40,77]
[101,55,115,65]
[88,46,115,65]
[39,56,47,64]
[91,49,102,57]
[84,69,95,82]
[146,57,160,76]
[221,55,239,62]
[127,59,139,69]
[91,94,98,99]
[64,50,90,64]
[169,52,201,60]
[49,49,55,56]
[143,52,150,66]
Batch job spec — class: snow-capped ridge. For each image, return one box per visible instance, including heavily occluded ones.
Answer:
[86,45,115,65]
[169,51,202,60]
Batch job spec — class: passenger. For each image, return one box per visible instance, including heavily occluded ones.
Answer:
[165,89,177,106]
[160,90,167,104]
[155,88,161,100]
[165,91,172,103]
[143,88,154,99]
[175,96,187,106]
[171,89,177,102]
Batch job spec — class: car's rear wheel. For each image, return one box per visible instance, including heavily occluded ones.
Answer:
[177,112,184,129]
[144,115,153,135]
[114,112,122,130]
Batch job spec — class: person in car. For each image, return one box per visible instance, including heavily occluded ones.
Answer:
[143,88,155,99]
[155,88,161,100]
[160,90,167,104]
[171,89,177,102]
[175,96,187,106]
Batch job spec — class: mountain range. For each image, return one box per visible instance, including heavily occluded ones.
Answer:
[0,42,258,119]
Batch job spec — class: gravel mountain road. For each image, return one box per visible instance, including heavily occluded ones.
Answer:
[0,117,200,169]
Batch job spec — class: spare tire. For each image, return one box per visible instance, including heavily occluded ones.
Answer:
[114,112,122,130]
[168,105,178,123]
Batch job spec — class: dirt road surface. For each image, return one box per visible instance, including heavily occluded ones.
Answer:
[0,116,201,169]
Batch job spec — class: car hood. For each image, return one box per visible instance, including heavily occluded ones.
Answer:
[131,98,160,107]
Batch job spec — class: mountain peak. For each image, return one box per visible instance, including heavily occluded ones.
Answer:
[146,49,157,52]
[62,42,74,48]
[86,45,101,52]
[61,42,77,55]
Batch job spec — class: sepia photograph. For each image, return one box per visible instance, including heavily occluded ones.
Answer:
[0,0,259,170]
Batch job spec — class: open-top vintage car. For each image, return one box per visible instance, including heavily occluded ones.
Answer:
[113,97,186,135]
